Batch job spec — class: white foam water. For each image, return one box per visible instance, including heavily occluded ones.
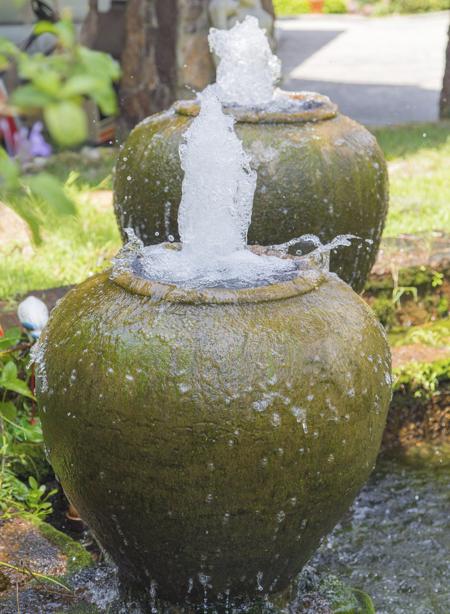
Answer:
[209,15,281,106]
[112,31,355,290]
[131,87,299,289]
[178,86,256,257]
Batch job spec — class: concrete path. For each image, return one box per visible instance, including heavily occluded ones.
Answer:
[277,12,449,125]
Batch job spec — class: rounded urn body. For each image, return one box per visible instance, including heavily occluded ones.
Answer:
[114,96,388,292]
[36,270,391,609]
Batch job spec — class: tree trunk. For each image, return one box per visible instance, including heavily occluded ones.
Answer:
[81,0,276,132]
[261,0,275,19]
[440,23,450,120]
[80,0,99,47]
[119,0,177,132]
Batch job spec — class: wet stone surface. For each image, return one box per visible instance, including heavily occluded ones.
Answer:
[2,457,449,613]
[0,516,94,613]
[311,457,450,614]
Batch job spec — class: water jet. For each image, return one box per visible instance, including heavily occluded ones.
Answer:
[114,16,389,293]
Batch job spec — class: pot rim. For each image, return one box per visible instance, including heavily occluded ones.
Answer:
[110,245,328,305]
[173,90,338,124]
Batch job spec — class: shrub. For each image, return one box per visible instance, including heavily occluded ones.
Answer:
[0,328,54,519]
[391,0,449,11]
[273,0,311,15]
[324,0,348,12]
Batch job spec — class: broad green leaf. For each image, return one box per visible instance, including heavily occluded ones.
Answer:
[0,401,17,421]
[0,38,19,70]
[5,194,43,244]
[44,101,88,147]
[0,38,19,58]
[1,378,35,399]
[31,71,62,97]
[90,85,118,116]
[78,47,121,81]
[33,20,75,48]
[0,149,21,192]
[61,73,118,115]
[0,362,35,399]
[28,476,39,490]
[10,84,55,109]
[60,74,101,98]
[54,19,76,48]
[33,21,58,36]
[23,173,77,217]
[17,53,48,81]
[0,327,22,350]
[1,361,18,381]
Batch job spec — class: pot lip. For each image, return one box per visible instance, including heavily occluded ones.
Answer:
[110,245,328,305]
[173,90,338,124]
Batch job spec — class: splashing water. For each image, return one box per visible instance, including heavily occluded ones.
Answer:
[178,87,255,257]
[209,15,281,106]
[113,52,357,289]
[128,87,303,289]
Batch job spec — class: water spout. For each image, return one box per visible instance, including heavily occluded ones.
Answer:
[178,87,256,258]
[209,15,281,106]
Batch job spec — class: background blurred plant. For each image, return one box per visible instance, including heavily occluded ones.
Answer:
[0,16,120,243]
[0,325,55,519]
[273,0,347,13]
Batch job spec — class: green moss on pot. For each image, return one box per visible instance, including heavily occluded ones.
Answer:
[114,93,388,293]
[36,265,391,610]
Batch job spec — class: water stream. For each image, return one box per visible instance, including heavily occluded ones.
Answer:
[311,457,450,614]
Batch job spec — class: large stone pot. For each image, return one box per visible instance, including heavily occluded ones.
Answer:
[35,254,391,610]
[114,92,389,293]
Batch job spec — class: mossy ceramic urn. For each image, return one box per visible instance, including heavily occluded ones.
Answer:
[114,92,389,293]
[36,250,392,611]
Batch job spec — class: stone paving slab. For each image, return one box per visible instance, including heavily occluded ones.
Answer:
[277,12,449,125]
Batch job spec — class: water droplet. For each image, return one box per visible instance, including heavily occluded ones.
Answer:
[271,412,281,427]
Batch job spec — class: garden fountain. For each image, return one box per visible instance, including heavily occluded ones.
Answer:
[35,83,392,612]
[114,16,389,292]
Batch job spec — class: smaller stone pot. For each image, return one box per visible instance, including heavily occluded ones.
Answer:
[36,248,391,611]
[114,91,389,292]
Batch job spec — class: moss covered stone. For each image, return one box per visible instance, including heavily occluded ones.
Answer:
[37,267,391,610]
[114,95,388,292]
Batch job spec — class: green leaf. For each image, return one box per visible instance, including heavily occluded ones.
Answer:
[0,38,19,70]
[61,74,118,115]
[90,85,118,116]
[1,378,35,399]
[28,476,39,490]
[0,327,22,350]
[2,361,18,381]
[0,361,35,399]
[4,193,43,244]
[31,71,62,97]
[0,149,21,192]
[54,19,76,48]
[33,19,75,48]
[0,37,19,59]
[10,84,55,109]
[78,47,121,81]
[60,74,101,98]
[0,401,17,421]
[33,21,58,37]
[44,101,88,147]
[23,173,77,217]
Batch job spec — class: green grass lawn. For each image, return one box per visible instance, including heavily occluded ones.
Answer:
[0,121,449,303]
[372,122,450,238]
